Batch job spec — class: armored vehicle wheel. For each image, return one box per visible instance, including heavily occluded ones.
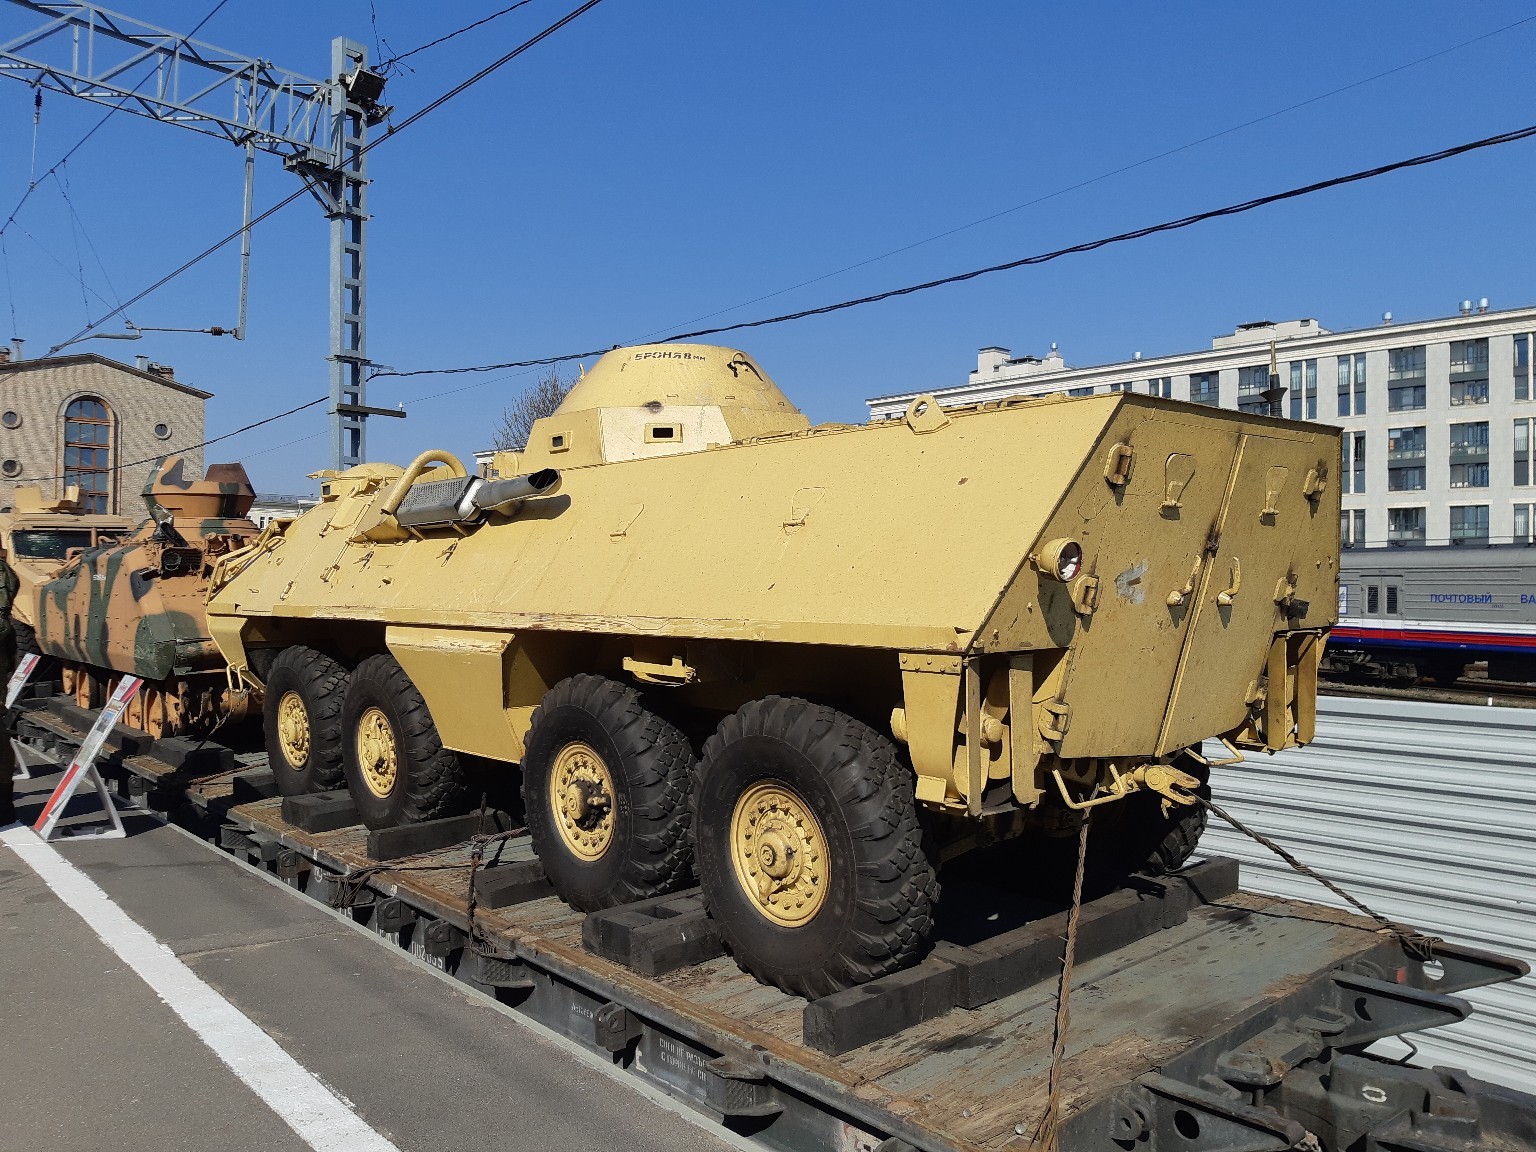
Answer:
[692,697,939,999]
[340,654,472,829]
[264,647,349,797]
[1111,758,1210,877]
[521,674,695,912]
[13,620,37,657]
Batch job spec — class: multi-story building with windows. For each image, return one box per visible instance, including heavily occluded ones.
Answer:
[865,304,1536,549]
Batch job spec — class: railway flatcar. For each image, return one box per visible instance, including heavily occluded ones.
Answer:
[1328,543,1536,685]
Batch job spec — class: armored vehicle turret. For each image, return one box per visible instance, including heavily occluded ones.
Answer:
[39,457,261,737]
[207,343,1341,996]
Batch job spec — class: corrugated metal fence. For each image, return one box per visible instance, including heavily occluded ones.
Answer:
[1203,694,1536,1091]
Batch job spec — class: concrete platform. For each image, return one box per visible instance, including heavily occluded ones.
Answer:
[0,767,734,1152]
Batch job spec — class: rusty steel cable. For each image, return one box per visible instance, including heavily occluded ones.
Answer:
[1031,810,1092,1152]
[1200,797,1439,960]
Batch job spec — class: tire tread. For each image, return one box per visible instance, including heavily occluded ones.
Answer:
[694,696,939,999]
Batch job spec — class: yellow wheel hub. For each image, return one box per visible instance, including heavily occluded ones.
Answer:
[276,691,311,769]
[355,706,399,799]
[730,781,828,928]
[550,741,616,861]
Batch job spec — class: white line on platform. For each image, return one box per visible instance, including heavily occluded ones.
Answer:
[0,824,402,1152]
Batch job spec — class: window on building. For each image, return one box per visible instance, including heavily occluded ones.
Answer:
[1450,337,1489,374]
[1108,381,1133,393]
[1387,426,1426,491]
[1340,508,1366,548]
[1516,418,1533,487]
[1189,372,1219,406]
[1237,365,1271,414]
[1517,334,1531,402]
[1144,377,1172,398]
[1066,386,1094,397]
[1387,346,1426,411]
[62,396,112,513]
[1388,507,1426,544]
[1342,431,1366,494]
[1288,359,1317,420]
[1516,502,1535,544]
[1449,421,1490,488]
[1450,504,1489,544]
[1450,378,1489,406]
[1449,339,1489,407]
[1337,352,1367,416]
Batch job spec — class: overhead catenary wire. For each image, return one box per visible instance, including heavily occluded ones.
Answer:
[628,11,1536,342]
[53,166,130,320]
[12,395,328,487]
[42,0,610,356]
[11,221,117,314]
[11,0,609,479]
[0,0,232,242]
[371,117,1536,380]
[0,233,16,337]
[376,0,540,73]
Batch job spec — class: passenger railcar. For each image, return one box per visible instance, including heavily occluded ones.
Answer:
[1329,544,1536,684]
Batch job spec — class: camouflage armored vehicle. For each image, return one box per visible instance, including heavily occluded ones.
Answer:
[206,343,1340,996]
[0,484,130,655]
[38,457,261,738]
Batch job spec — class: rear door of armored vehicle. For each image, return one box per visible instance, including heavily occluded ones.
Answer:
[1159,424,1337,752]
[1038,412,1242,759]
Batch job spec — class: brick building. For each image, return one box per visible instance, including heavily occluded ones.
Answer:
[0,348,209,514]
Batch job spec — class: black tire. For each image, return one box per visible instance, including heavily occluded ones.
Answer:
[521,674,694,912]
[1110,758,1211,877]
[263,646,348,797]
[340,653,471,829]
[13,621,38,658]
[693,696,939,999]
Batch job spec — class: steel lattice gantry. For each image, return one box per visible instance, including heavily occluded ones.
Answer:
[0,1,391,469]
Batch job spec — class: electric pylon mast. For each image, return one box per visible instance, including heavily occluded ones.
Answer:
[0,1,396,469]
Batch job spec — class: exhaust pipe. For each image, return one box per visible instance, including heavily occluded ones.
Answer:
[467,468,561,517]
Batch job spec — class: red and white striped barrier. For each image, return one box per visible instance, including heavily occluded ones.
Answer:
[32,675,140,840]
[5,652,39,709]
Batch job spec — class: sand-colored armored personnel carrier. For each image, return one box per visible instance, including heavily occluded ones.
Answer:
[207,343,1340,996]
[38,457,261,737]
[0,484,130,654]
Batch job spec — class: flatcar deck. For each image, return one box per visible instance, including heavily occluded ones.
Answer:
[219,793,1400,1152]
[14,690,1532,1152]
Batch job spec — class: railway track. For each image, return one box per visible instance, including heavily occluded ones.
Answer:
[1322,674,1536,708]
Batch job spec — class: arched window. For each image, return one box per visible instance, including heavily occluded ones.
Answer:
[63,396,113,513]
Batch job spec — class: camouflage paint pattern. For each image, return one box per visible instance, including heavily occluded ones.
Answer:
[0,485,131,632]
[36,456,260,735]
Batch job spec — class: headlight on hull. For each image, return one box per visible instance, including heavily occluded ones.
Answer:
[1036,537,1084,582]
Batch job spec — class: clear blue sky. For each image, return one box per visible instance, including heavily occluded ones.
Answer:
[2,1,1534,491]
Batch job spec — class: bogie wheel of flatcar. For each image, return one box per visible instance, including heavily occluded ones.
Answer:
[263,646,350,797]
[339,653,471,829]
[692,696,939,999]
[1426,660,1465,689]
[521,674,695,912]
